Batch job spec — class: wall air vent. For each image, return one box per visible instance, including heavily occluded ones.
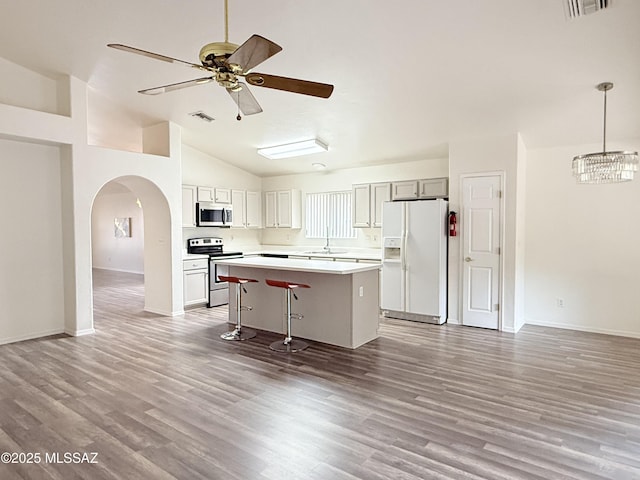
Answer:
[564,0,610,19]
[189,111,215,122]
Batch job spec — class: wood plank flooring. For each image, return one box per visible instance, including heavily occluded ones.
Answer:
[1,269,640,479]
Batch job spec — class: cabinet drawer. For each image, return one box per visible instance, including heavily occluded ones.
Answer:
[183,258,208,271]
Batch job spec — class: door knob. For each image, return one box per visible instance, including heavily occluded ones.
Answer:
[464,257,473,262]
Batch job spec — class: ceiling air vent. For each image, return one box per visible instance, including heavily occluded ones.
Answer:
[564,0,610,19]
[189,111,215,122]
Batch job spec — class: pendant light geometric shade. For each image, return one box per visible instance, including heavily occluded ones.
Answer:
[572,82,638,184]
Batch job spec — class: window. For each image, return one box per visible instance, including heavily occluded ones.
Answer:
[305,191,356,239]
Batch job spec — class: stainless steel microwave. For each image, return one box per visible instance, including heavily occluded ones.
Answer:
[196,202,233,227]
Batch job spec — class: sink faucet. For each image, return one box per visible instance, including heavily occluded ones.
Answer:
[323,226,331,253]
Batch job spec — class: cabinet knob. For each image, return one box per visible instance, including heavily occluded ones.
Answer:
[465,257,474,262]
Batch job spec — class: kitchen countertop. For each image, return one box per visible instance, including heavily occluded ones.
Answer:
[243,247,381,261]
[182,253,210,260]
[212,256,381,275]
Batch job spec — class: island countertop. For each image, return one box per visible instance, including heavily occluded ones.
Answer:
[212,256,381,275]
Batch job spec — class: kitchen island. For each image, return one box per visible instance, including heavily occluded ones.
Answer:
[213,256,381,349]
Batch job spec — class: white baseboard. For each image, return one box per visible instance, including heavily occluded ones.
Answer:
[0,327,66,346]
[65,328,96,337]
[446,318,460,325]
[525,318,640,339]
[144,307,185,317]
[92,266,144,275]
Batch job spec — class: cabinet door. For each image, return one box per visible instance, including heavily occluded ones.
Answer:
[231,190,246,227]
[197,186,215,202]
[277,190,292,227]
[370,182,391,228]
[264,191,277,228]
[246,191,262,228]
[419,178,448,198]
[215,188,231,204]
[182,185,197,227]
[352,184,371,228]
[391,180,418,200]
[183,269,208,306]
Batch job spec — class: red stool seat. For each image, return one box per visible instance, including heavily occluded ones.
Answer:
[265,279,311,290]
[219,275,258,285]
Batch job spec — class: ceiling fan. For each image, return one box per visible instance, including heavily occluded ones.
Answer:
[107,0,334,120]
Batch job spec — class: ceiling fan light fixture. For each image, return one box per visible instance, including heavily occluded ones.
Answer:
[257,139,328,160]
[572,82,638,184]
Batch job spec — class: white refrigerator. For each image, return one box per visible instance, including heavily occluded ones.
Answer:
[381,198,448,324]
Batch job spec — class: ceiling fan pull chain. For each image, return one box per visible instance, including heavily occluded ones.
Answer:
[236,90,242,121]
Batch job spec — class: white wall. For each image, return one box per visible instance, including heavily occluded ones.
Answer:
[0,138,65,344]
[0,57,59,114]
[91,188,145,274]
[448,133,525,333]
[261,158,449,249]
[87,87,144,153]
[181,144,263,250]
[524,139,640,338]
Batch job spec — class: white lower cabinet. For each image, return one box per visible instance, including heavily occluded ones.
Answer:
[183,258,208,306]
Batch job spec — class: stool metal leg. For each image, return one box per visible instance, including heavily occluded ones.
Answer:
[270,288,308,353]
[221,282,256,341]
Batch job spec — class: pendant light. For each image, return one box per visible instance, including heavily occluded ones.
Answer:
[572,82,638,184]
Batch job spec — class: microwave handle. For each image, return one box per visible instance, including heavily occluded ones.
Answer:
[225,208,232,225]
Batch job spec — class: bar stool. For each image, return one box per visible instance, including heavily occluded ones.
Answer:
[218,275,257,341]
[265,279,311,353]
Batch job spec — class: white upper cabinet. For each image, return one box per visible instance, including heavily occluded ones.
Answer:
[246,191,262,229]
[370,182,391,227]
[182,185,198,227]
[418,178,448,199]
[264,189,301,228]
[231,189,246,228]
[391,180,419,200]
[352,183,390,228]
[196,186,231,203]
[352,184,371,228]
[197,186,215,202]
[214,188,231,204]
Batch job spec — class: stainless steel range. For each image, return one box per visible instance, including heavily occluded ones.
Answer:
[187,237,243,307]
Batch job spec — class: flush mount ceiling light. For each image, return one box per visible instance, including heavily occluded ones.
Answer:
[312,162,327,170]
[572,82,638,184]
[257,139,328,160]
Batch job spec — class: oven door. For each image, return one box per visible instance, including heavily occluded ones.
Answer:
[208,259,230,307]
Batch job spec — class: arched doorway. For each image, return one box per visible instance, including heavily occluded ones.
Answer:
[90,175,173,325]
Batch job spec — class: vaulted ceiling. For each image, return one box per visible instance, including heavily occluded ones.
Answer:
[1,0,638,176]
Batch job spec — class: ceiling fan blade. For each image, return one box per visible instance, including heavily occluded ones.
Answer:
[108,43,208,71]
[139,77,215,95]
[227,83,263,115]
[245,73,334,98]
[227,35,282,73]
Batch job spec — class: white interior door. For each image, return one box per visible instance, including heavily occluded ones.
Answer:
[461,175,502,329]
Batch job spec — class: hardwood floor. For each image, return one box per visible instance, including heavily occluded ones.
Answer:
[1,269,640,479]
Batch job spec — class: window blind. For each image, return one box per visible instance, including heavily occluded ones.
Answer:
[305,191,356,239]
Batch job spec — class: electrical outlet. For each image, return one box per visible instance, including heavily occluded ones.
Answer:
[359,286,364,297]
[373,235,378,242]
[556,298,565,308]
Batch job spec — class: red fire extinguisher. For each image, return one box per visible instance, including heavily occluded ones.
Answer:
[449,211,457,237]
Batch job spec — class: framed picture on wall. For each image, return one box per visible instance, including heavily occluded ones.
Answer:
[114,217,131,238]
